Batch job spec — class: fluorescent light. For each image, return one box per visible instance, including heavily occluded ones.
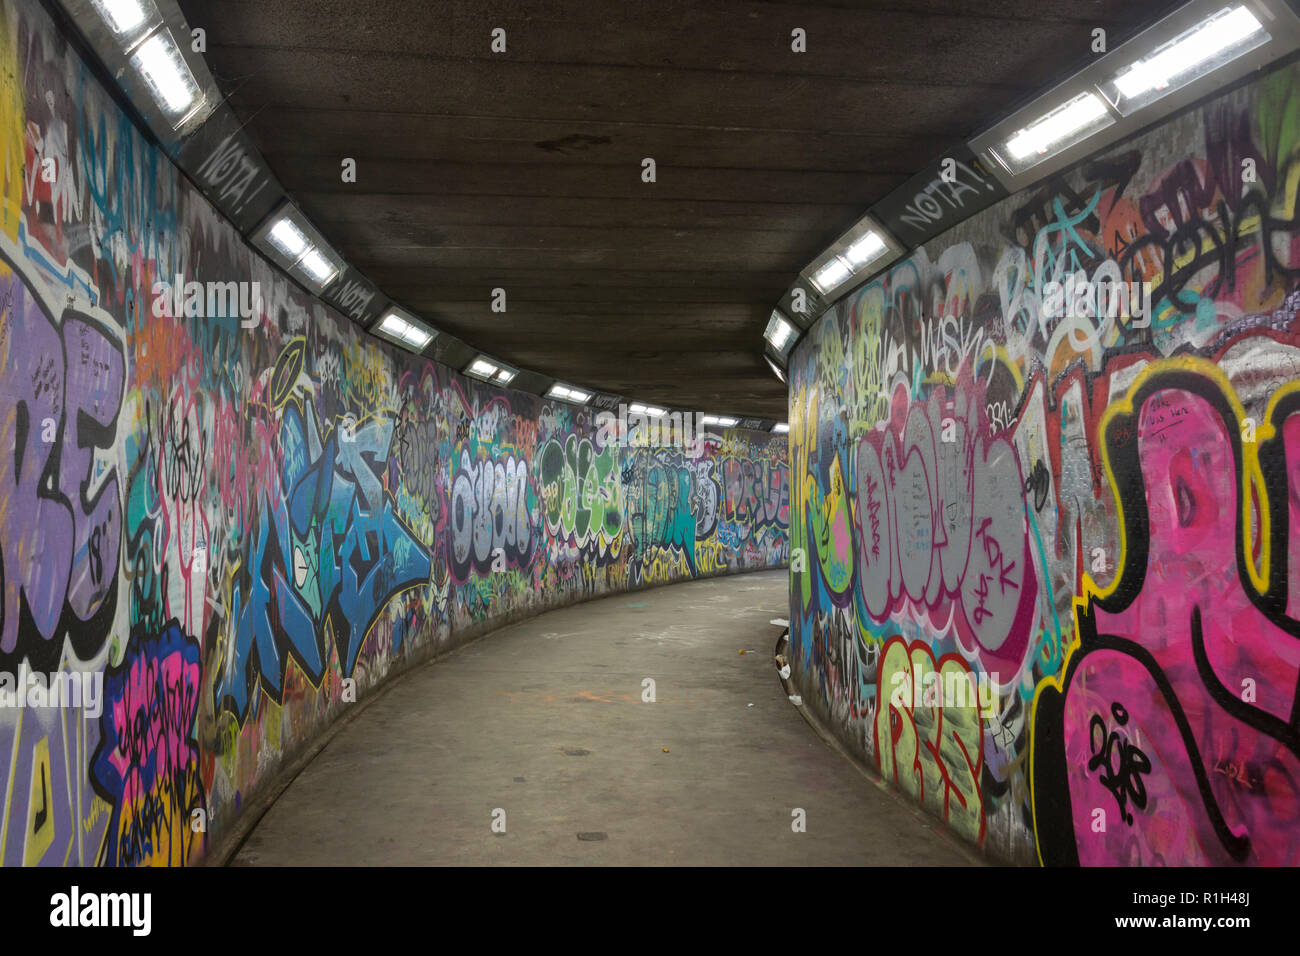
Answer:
[811,257,851,294]
[378,310,434,351]
[702,415,739,427]
[1115,6,1263,95]
[764,355,787,383]
[801,218,900,303]
[764,311,796,352]
[129,30,202,121]
[1005,91,1110,160]
[297,247,338,286]
[402,325,433,349]
[548,384,592,404]
[1110,6,1268,112]
[268,219,309,258]
[92,0,150,35]
[844,231,887,268]
[629,403,667,417]
[255,206,349,295]
[971,0,1300,192]
[466,356,517,385]
[380,314,411,337]
[772,422,790,434]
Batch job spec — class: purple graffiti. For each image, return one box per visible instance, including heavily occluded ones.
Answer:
[0,257,123,670]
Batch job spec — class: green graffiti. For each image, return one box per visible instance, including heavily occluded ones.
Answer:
[539,434,621,551]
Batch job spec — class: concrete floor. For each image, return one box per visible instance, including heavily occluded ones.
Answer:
[231,571,984,866]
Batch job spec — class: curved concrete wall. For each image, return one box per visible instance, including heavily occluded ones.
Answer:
[0,0,788,865]
[789,57,1300,866]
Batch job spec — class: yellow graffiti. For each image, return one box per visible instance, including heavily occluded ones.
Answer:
[875,638,984,845]
[344,339,392,409]
[0,6,22,240]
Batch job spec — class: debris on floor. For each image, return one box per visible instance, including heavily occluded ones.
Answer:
[774,653,791,680]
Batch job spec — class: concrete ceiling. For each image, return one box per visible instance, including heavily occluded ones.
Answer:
[177,0,1168,419]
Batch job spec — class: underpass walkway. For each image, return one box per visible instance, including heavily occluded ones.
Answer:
[231,571,983,866]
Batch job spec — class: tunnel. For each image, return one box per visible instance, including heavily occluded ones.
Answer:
[0,0,1298,921]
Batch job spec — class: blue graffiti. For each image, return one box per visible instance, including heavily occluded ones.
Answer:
[216,402,431,719]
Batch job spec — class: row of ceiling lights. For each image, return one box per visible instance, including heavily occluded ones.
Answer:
[83,0,789,433]
[760,0,1300,376]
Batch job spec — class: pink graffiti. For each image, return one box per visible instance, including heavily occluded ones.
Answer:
[721,457,790,528]
[853,370,1037,679]
[1059,385,1300,865]
[92,623,205,866]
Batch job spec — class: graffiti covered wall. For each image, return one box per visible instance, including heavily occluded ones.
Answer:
[0,0,788,866]
[789,57,1300,865]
